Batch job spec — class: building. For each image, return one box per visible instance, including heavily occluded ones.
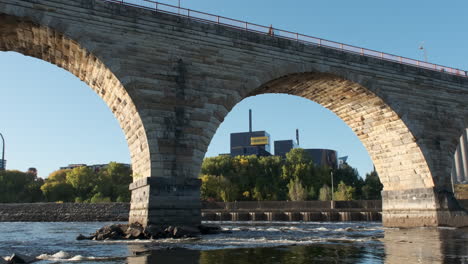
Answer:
[304,149,338,169]
[230,109,271,157]
[274,139,298,157]
[230,131,271,157]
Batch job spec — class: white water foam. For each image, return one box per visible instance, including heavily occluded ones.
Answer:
[37,251,112,262]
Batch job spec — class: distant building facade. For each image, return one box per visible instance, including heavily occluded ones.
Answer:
[274,140,298,157]
[230,131,271,157]
[304,149,338,169]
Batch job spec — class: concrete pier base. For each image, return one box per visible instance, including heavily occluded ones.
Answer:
[382,188,468,227]
[128,177,201,228]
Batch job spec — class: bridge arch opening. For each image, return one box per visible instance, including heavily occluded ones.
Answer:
[206,71,434,193]
[0,14,150,179]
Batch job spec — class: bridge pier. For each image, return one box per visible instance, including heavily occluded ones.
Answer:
[382,188,467,227]
[128,177,201,228]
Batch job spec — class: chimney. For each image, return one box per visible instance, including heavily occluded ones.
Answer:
[249,109,252,133]
[296,129,300,146]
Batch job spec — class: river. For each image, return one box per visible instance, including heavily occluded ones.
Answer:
[0,221,466,263]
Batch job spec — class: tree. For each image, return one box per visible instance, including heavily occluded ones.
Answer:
[318,184,331,201]
[41,181,75,202]
[287,177,307,201]
[66,166,97,201]
[334,181,355,201]
[361,170,383,200]
[200,174,222,201]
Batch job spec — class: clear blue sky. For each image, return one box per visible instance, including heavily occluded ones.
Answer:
[1,0,467,178]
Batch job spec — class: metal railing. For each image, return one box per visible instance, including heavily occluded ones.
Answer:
[103,0,467,77]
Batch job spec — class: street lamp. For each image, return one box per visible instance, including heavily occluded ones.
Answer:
[330,171,334,201]
[419,42,428,62]
[0,133,4,171]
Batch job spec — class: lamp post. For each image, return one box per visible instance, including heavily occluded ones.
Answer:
[0,133,4,171]
[330,171,335,209]
[419,42,428,62]
[331,171,334,200]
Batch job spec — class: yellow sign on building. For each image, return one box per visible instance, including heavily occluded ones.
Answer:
[251,136,269,146]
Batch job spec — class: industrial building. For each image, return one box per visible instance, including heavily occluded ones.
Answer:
[304,149,338,169]
[230,110,271,157]
[229,109,340,169]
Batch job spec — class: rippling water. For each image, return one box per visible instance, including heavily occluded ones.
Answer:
[0,221,466,263]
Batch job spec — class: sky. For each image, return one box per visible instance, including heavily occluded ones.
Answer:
[1,0,468,178]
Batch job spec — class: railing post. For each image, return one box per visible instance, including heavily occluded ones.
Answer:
[217,16,220,24]
[340,43,343,50]
[360,48,364,55]
[245,22,248,30]
[319,39,322,46]
[155,2,158,10]
[296,33,299,41]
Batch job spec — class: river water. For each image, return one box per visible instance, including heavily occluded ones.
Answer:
[0,221,466,263]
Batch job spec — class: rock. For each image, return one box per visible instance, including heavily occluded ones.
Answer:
[345,227,354,232]
[164,226,175,234]
[198,224,222,235]
[144,225,166,239]
[8,253,37,263]
[0,257,7,264]
[76,234,92,240]
[172,226,201,238]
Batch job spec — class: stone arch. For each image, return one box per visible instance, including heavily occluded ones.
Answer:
[0,14,150,179]
[237,71,434,192]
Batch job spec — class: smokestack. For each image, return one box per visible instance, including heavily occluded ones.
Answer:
[249,109,252,133]
[296,129,300,146]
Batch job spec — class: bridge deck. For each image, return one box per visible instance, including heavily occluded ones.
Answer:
[104,0,467,78]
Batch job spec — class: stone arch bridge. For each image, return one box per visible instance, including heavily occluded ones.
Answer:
[1,0,467,227]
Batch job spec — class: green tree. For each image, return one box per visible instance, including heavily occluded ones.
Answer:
[361,170,383,200]
[90,192,112,203]
[0,170,45,202]
[334,181,356,201]
[41,181,75,202]
[318,184,332,201]
[66,166,97,201]
[94,162,132,201]
[200,174,222,201]
[287,177,307,201]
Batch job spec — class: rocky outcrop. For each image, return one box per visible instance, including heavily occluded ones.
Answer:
[77,223,223,241]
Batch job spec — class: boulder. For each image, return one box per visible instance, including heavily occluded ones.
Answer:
[126,224,144,239]
[198,224,222,235]
[144,225,164,238]
[8,253,37,263]
[173,226,201,238]
[76,234,92,240]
